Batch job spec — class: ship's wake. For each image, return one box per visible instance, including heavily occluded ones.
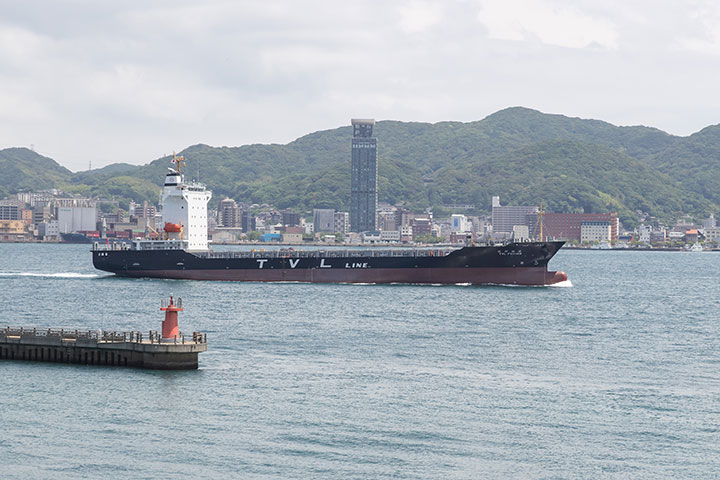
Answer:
[549,279,574,287]
[0,272,103,279]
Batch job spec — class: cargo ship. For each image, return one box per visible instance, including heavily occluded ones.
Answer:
[92,157,567,286]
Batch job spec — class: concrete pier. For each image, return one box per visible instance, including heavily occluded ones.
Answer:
[0,327,207,370]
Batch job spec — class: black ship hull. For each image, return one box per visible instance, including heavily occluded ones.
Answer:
[93,242,567,286]
[61,233,95,244]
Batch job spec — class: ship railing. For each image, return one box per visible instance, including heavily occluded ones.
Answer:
[198,247,457,260]
[0,327,207,345]
[92,242,134,251]
[92,240,187,252]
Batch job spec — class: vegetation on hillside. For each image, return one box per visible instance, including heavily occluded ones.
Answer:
[1,107,719,225]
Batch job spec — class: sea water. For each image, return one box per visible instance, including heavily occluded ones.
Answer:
[0,244,718,479]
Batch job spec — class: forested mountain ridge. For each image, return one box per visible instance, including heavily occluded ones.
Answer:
[2,107,718,227]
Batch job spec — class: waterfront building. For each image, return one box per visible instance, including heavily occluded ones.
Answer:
[57,206,97,234]
[241,210,256,233]
[544,212,619,243]
[704,227,720,243]
[411,217,431,240]
[362,231,381,243]
[649,230,667,243]
[334,212,349,235]
[282,232,303,243]
[211,228,243,243]
[33,205,53,225]
[313,208,336,233]
[491,196,539,235]
[513,225,530,241]
[350,118,377,232]
[400,225,413,243]
[379,212,397,232]
[667,231,685,242]
[0,220,28,241]
[0,200,22,220]
[302,220,314,235]
[638,224,652,243]
[380,230,401,243]
[130,200,157,219]
[580,221,611,243]
[282,210,301,227]
[451,214,470,233]
[37,220,59,241]
[218,198,240,228]
[397,209,413,228]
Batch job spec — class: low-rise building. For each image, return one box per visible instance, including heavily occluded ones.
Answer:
[705,227,720,243]
[545,212,619,243]
[580,221,611,243]
[37,220,59,241]
[400,225,413,243]
[362,231,381,243]
[282,232,303,243]
[0,201,22,220]
[313,208,335,233]
[649,230,666,243]
[258,233,281,242]
[412,217,431,240]
[451,214,470,233]
[211,228,243,243]
[512,225,530,242]
[282,210,301,227]
[380,230,401,243]
[0,220,28,241]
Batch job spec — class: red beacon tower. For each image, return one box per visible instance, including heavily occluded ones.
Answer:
[160,294,183,340]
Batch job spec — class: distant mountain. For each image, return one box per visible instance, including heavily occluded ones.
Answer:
[0,148,72,198]
[644,124,720,202]
[1,107,718,227]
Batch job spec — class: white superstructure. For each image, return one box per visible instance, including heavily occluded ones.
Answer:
[160,159,212,251]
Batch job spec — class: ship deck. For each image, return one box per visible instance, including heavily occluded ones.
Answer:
[93,241,462,259]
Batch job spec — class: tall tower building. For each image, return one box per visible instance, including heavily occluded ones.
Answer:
[350,118,377,232]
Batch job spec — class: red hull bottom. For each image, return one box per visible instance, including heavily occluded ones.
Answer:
[116,267,568,286]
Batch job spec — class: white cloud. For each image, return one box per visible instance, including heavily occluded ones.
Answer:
[397,1,443,33]
[476,0,619,49]
[0,1,718,170]
[675,2,720,54]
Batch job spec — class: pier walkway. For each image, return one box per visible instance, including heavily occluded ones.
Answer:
[0,327,207,369]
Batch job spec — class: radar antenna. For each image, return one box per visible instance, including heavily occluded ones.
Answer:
[172,152,186,174]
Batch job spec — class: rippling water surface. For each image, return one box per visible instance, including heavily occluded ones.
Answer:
[0,244,718,479]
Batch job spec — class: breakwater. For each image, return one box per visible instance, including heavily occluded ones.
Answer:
[0,327,207,369]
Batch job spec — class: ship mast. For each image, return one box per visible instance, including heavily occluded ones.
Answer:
[173,153,186,174]
[538,202,544,242]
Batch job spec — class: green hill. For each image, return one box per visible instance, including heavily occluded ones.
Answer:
[1,107,719,226]
[0,148,72,198]
[645,125,720,202]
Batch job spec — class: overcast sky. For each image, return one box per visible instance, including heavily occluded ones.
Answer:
[1,0,720,171]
